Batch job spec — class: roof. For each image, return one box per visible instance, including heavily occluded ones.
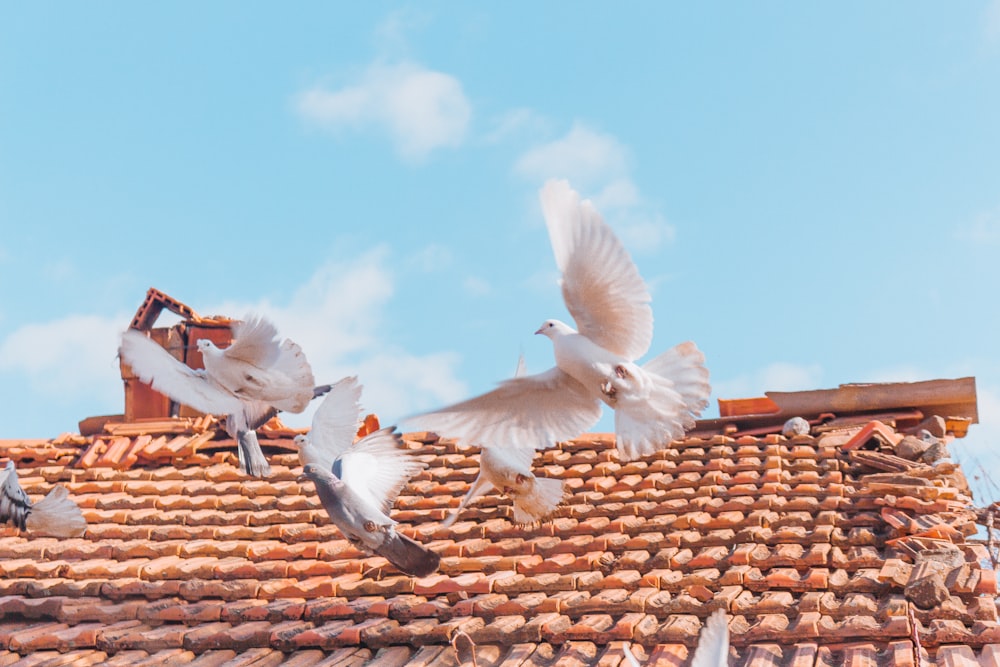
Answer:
[0,378,996,666]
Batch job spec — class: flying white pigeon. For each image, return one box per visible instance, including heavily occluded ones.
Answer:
[297,376,440,577]
[621,608,729,666]
[691,609,730,667]
[408,179,710,462]
[442,355,565,527]
[0,461,87,538]
[119,315,320,478]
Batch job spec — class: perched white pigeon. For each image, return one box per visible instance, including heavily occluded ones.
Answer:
[408,179,710,462]
[119,315,319,478]
[443,356,565,527]
[0,461,87,538]
[297,377,440,577]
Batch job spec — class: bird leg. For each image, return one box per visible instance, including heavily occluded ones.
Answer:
[614,364,630,379]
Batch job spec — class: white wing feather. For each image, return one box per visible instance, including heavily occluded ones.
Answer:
[300,376,364,471]
[337,427,425,515]
[120,329,243,417]
[690,609,730,667]
[540,179,653,361]
[405,367,603,451]
[224,316,281,367]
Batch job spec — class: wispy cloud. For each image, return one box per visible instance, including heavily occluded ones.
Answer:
[0,313,127,405]
[986,0,1000,43]
[956,206,1000,244]
[296,62,471,162]
[514,123,676,253]
[0,249,467,431]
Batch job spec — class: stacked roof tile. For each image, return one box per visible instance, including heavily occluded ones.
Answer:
[0,379,996,666]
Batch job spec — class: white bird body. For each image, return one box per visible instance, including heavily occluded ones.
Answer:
[119,314,319,477]
[298,377,440,577]
[0,461,86,539]
[408,180,710,463]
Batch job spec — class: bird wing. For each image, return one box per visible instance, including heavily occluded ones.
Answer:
[690,609,730,667]
[405,367,603,452]
[223,315,281,367]
[303,376,364,471]
[120,329,244,417]
[540,179,653,361]
[337,427,425,515]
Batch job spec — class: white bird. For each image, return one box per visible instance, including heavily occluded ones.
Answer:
[0,461,87,538]
[296,376,440,577]
[621,609,729,666]
[442,355,565,527]
[408,179,710,462]
[691,609,730,667]
[119,315,320,478]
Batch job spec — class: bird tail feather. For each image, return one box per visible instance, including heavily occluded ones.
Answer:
[512,476,565,524]
[614,342,710,461]
[237,430,272,478]
[376,531,441,577]
[25,486,87,538]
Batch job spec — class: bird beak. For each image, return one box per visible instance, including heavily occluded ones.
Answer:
[297,473,310,484]
[534,327,544,335]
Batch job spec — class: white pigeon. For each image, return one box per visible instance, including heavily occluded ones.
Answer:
[119,315,318,478]
[0,461,87,538]
[408,179,710,462]
[691,609,730,667]
[621,609,729,666]
[297,376,439,577]
[442,355,565,527]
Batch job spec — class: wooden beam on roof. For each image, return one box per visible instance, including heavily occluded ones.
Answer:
[703,377,977,438]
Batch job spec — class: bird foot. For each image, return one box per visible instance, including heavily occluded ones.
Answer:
[363,520,378,533]
[601,381,618,402]
[614,364,630,379]
[515,473,530,486]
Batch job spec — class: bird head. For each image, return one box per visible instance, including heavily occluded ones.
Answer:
[196,339,217,354]
[298,462,322,484]
[293,434,308,447]
[534,319,572,338]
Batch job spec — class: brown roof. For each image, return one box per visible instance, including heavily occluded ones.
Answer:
[0,377,996,666]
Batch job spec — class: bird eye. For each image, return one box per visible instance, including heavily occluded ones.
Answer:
[548,323,553,328]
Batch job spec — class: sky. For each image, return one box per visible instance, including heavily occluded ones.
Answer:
[2,4,1000,503]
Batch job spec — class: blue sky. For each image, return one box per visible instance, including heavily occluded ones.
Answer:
[2,4,1000,502]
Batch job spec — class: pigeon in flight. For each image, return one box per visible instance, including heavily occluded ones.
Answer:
[622,608,729,666]
[408,179,710,462]
[0,461,87,538]
[120,315,321,478]
[297,376,440,577]
[691,609,730,667]
[442,356,565,527]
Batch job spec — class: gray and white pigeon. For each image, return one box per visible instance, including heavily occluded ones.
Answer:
[443,356,565,526]
[297,376,440,577]
[119,315,320,478]
[408,179,711,462]
[0,461,87,538]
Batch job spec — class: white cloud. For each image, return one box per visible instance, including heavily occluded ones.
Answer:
[956,206,1000,244]
[515,123,629,189]
[514,124,676,253]
[463,276,492,296]
[986,0,1000,43]
[296,61,471,162]
[209,247,467,423]
[0,248,467,432]
[0,313,127,404]
[483,107,551,144]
